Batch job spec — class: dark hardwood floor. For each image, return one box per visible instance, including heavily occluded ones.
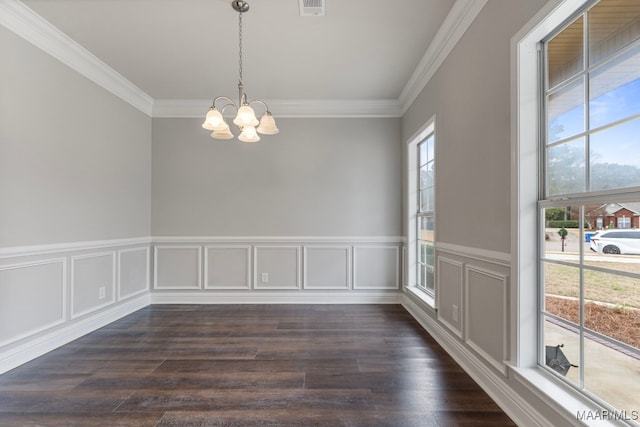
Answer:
[0,304,516,426]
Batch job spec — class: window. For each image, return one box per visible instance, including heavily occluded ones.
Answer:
[406,118,436,305]
[619,217,631,229]
[417,134,435,295]
[540,0,640,415]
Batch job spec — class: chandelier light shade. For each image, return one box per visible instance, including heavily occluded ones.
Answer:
[202,0,279,142]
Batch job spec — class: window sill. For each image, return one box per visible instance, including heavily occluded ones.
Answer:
[405,286,436,309]
[509,365,637,426]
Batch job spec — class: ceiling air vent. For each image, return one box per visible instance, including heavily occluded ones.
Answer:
[299,0,324,16]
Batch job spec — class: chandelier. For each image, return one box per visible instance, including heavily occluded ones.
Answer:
[201,0,279,142]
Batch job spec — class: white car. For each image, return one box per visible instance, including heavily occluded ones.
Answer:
[589,229,640,255]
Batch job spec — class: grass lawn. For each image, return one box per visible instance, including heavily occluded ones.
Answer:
[545,262,640,309]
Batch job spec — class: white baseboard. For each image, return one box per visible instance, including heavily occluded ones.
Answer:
[401,294,553,427]
[0,293,150,375]
[151,290,402,305]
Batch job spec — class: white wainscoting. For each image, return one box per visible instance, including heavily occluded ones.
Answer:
[353,245,399,289]
[154,245,202,290]
[436,256,464,339]
[71,251,116,319]
[254,246,301,290]
[205,245,251,290]
[465,265,508,376]
[0,238,151,374]
[406,243,510,376]
[0,259,66,348]
[151,237,403,301]
[118,246,150,300]
[303,246,351,290]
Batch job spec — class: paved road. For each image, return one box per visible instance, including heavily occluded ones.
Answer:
[544,228,640,264]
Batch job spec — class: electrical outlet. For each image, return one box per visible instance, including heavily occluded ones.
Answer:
[261,273,269,283]
[452,305,458,322]
[99,286,106,299]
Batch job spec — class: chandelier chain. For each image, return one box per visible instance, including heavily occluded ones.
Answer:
[238,10,243,84]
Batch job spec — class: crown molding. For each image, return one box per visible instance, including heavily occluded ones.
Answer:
[0,0,154,116]
[152,98,404,119]
[398,0,488,114]
[2,0,486,119]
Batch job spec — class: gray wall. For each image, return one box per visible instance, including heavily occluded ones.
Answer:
[402,0,547,254]
[402,1,572,426]
[0,26,151,248]
[152,117,402,237]
[0,23,152,371]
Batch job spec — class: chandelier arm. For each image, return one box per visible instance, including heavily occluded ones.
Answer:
[220,103,239,115]
[247,99,272,114]
[212,96,238,110]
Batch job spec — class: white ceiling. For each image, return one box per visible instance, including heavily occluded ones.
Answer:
[7,0,484,116]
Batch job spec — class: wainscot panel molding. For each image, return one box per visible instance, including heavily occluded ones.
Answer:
[436,256,464,339]
[151,237,403,295]
[254,246,301,290]
[204,245,252,290]
[70,251,116,319]
[118,246,150,300]
[303,246,351,290]
[464,265,509,376]
[153,245,202,290]
[0,259,66,348]
[401,294,553,427]
[0,237,152,259]
[353,245,400,290]
[0,293,149,375]
[436,241,511,267]
[0,238,151,375]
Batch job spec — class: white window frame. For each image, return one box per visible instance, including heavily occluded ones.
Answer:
[406,117,436,307]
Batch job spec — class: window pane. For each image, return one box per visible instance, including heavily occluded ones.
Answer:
[584,333,640,415]
[420,187,434,212]
[589,0,640,66]
[418,263,426,289]
[547,137,586,195]
[419,142,428,165]
[418,242,435,293]
[427,135,435,161]
[543,317,580,385]
[418,216,435,242]
[418,241,434,264]
[543,206,582,262]
[548,78,585,143]
[548,16,584,88]
[426,243,435,267]
[589,43,640,129]
[419,163,434,189]
[590,118,640,191]
[425,265,435,292]
[584,269,640,322]
[544,263,580,325]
